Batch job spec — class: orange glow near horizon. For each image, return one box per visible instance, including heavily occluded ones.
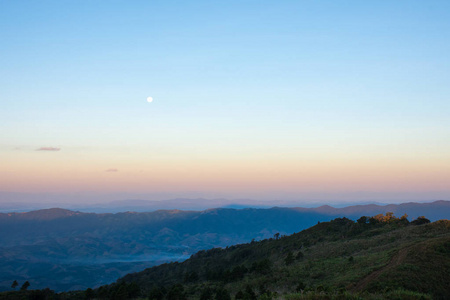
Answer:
[2,149,449,198]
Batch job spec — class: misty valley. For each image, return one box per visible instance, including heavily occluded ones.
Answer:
[0,201,449,299]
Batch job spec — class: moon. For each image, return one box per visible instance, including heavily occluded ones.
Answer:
[147,97,153,103]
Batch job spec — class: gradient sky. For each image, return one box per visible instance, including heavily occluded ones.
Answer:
[1,1,449,204]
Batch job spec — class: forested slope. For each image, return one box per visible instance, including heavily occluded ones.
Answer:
[104,214,450,299]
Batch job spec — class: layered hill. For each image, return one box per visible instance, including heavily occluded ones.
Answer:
[0,201,448,292]
[1,214,449,299]
[99,216,450,299]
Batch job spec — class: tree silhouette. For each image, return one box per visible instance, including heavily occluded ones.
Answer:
[11,280,18,289]
[357,216,368,224]
[85,288,95,299]
[20,281,30,291]
[412,216,430,225]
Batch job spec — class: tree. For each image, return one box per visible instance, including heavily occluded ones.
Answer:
[244,285,257,300]
[184,271,199,283]
[235,291,244,299]
[126,282,141,298]
[296,281,306,292]
[148,286,165,300]
[384,212,394,222]
[112,285,128,300]
[412,216,430,225]
[357,216,368,224]
[215,287,231,300]
[20,281,30,291]
[85,288,95,299]
[251,259,272,274]
[285,251,295,265]
[200,287,214,300]
[274,233,280,240]
[166,284,186,300]
[97,286,109,299]
[11,280,18,289]
[29,288,55,299]
[227,265,247,281]
[369,214,383,224]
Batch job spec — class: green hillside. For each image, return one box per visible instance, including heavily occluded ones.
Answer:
[2,214,449,299]
[97,214,450,299]
[1,202,448,292]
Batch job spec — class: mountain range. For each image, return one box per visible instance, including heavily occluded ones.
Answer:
[0,200,448,292]
[1,197,448,214]
[2,214,449,299]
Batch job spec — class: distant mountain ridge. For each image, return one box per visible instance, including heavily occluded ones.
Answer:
[295,200,450,220]
[1,197,448,214]
[1,200,448,221]
[0,201,448,291]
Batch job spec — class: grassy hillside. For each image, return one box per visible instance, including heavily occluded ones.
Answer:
[89,214,450,299]
[1,202,448,291]
[1,214,448,299]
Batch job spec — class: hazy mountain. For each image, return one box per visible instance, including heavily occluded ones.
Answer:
[0,201,448,291]
[302,200,450,220]
[3,215,449,299]
[3,197,446,214]
[0,197,303,213]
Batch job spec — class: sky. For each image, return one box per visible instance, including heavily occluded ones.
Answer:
[1,1,450,204]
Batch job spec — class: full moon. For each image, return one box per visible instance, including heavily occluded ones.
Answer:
[147,97,153,103]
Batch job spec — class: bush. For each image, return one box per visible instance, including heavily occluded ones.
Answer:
[411,217,430,226]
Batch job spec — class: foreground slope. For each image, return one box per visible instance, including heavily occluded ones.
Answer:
[108,216,450,299]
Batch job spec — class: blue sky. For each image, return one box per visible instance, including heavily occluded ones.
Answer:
[1,1,449,204]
